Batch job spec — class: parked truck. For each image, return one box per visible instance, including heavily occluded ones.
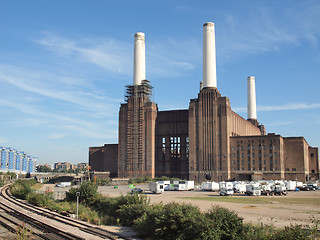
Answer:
[149,182,165,194]
[233,182,246,193]
[271,184,287,196]
[245,184,261,196]
[220,187,234,196]
[260,182,273,195]
[220,182,234,196]
[285,181,297,191]
[201,182,220,191]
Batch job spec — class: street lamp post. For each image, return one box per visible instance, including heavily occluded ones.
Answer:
[76,192,80,219]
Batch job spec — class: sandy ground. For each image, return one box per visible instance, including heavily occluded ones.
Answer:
[97,184,320,229]
[42,183,320,229]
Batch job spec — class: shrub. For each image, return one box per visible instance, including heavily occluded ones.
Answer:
[134,202,220,240]
[10,179,36,199]
[240,224,273,240]
[65,181,98,204]
[27,192,54,208]
[271,224,313,240]
[205,205,243,240]
[89,193,150,226]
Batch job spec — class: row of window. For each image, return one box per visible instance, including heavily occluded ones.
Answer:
[231,144,277,151]
[232,167,278,171]
[235,139,276,144]
[231,152,277,159]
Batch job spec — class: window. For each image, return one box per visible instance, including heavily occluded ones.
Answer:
[232,146,235,151]
[292,168,296,171]
[251,146,254,150]
[162,137,166,154]
[252,153,255,158]
[285,168,289,171]
[311,153,314,157]
[186,137,189,159]
[170,136,181,159]
[241,146,244,150]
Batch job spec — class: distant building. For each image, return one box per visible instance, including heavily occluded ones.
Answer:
[54,162,73,171]
[77,163,89,170]
[0,147,36,174]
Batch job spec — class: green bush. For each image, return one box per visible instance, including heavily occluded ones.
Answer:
[10,179,36,199]
[240,224,273,240]
[271,225,313,240]
[89,193,150,226]
[66,181,98,204]
[27,192,54,208]
[205,205,243,239]
[134,202,222,240]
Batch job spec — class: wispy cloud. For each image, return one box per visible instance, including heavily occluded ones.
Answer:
[267,121,294,127]
[36,32,199,79]
[217,2,320,62]
[0,99,116,139]
[0,64,120,118]
[36,32,132,75]
[233,103,320,113]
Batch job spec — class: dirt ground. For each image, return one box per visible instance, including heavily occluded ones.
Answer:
[97,184,320,229]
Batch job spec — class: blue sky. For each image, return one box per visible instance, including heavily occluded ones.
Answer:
[0,1,319,165]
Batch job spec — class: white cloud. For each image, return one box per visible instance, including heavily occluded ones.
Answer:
[267,121,294,127]
[36,32,199,79]
[0,64,120,118]
[217,3,320,62]
[233,103,320,113]
[36,32,132,75]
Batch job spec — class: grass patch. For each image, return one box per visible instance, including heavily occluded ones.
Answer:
[30,183,43,190]
[179,196,320,206]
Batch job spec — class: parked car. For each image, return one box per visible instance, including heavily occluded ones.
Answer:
[131,188,144,194]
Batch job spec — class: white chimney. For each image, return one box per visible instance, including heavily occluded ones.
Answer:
[133,32,146,85]
[247,76,257,120]
[203,22,217,88]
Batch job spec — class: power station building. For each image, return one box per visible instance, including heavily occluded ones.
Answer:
[89,23,319,183]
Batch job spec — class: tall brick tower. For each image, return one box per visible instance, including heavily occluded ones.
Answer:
[118,33,157,178]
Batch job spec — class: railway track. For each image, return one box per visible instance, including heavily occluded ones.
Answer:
[0,185,137,240]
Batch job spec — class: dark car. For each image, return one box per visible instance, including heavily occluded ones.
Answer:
[131,188,144,194]
[300,186,311,191]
